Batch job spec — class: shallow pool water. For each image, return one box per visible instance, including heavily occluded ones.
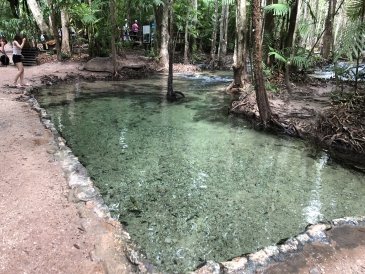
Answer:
[37,74,365,273]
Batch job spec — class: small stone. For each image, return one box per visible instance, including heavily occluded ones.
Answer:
[193,261,221,274]
[221,257,248,273]
[309,267,322,274]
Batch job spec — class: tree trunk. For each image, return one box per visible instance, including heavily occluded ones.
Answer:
[228,0,248,91]
[210,0,219,69]
[264,0,276,64]
[322,0,336,59]
[110,0,117,76]
[27,0,50,34]
[60,9,71,56]
[167,0,174,100]
[191,0,198,56]
[282,0,299,93]
[183,20,189,64]
[252,0,272,125]
[155,1,169,70]
[47,0,61,60]
[218,2,229,68]
[284,0,299,49]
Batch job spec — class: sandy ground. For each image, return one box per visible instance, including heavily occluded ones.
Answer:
[0,62,135,274]
[0,56,365,274]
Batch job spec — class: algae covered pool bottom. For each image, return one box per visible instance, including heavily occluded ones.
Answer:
[37,74,365,273]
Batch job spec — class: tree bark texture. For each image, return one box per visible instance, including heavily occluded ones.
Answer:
[229,0,247,90]
[27,0,50,34]
[218,2,229,68]
[184,20,189,64]
[284,0,299,49]
[191,0,198,54]
[155,1,170,70]
[322,0,336,59]
[252,0,272,125]
[210,0,219,69]
[167,0,174,99]
[61,9,71,56]
[263,0,276,64]
[47,0,61,60]
[109,0,117,75]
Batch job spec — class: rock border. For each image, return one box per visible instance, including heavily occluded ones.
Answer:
[193,217,365,274]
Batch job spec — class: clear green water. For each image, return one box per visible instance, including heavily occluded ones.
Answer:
[37,74,365,273]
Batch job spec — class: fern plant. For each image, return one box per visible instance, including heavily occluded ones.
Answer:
[268,46,315,70]
[263,3,290,16]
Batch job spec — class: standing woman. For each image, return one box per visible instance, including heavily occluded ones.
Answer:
[12,34,28,87]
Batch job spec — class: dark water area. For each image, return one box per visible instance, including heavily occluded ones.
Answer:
[36,74,365,273]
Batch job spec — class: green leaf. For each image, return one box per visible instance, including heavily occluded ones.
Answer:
[263,3,290,16]
[268,47,287,63]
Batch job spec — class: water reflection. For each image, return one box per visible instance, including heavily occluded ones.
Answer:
[36,75,365,273]
[303,154,328,224]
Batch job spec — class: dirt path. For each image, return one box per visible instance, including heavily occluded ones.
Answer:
[1,61,365,274]
[0,63,135,274]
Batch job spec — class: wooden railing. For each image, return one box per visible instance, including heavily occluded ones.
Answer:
[21,47,39,66]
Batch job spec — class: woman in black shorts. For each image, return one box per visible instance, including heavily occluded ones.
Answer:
[12,34,28,88]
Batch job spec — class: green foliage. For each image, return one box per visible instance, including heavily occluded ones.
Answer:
[346,0,365,21]
[268,46,316,70]
[334,20,365,61]
[262,62,279,93]
[268,47,287,63]
[70,2,102,26]
[263,3,290,16]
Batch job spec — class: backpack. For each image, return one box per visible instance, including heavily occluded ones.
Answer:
[0,54,9,66]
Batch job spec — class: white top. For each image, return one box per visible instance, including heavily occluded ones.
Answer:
[13,41,22,55]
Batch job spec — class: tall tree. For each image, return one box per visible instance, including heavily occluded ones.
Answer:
[183,17,190,64]
[191,0,198,56]
[227,0,248,91]
[284,0,299,49]
[167,0,175,100]
[27,0,50,34]
[60,9,71,56]
[210,0,219,69]
[252,0,272,124]
[263,0,276,64]
[166,0,185,101]
[154,0,169,70]
[322,0,337,59]
[110,0,117,75]
[218,0,229,68]
[47,0,61,60]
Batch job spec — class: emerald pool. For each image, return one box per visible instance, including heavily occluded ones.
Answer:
[36,74,365,273]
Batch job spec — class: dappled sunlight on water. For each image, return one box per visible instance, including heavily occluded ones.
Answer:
[37,75,365,273]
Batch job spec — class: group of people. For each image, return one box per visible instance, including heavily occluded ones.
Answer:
[0,34,30,88]
[122,19,140,41]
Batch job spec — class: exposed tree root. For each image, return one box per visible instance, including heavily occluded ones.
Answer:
[317,94,365,153]
[166,91,185,101]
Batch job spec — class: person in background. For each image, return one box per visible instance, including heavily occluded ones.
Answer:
[131,20,139,41]
[0,37,10,66]
[123,19,130,41]
[12,34,29,88]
